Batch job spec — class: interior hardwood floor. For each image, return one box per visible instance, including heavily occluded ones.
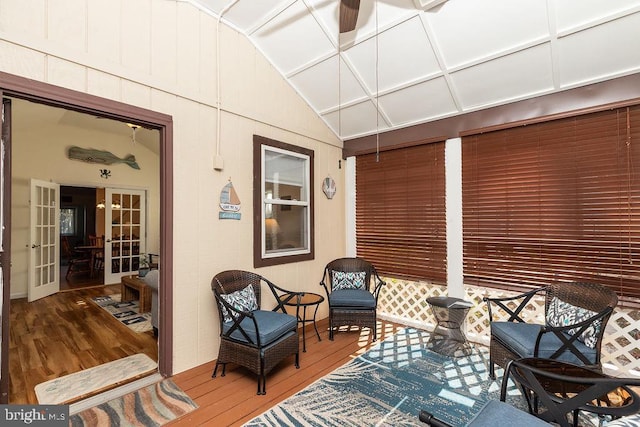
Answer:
[9,283,158,404]
[169,319,405,427]
[59,263,105,291]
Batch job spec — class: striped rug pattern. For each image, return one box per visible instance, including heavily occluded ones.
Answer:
[69,379,198,427]
[92,294,152,333]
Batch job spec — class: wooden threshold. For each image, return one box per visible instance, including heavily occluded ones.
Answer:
[168,319,406,426]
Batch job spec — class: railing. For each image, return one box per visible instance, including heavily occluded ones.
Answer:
[377,276,640,376]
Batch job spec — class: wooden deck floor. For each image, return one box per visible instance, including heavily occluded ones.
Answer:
[169,319,406,426]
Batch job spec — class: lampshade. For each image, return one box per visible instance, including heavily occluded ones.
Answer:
[265,218,280,235]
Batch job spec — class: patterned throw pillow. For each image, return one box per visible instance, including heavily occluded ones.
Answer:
[220,285,258,323]
[546,296,601,348]
[331,271,366,291]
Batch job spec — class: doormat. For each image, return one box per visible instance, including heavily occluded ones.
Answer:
[92,294,152,333]
[35,353,158,405]
[69,379,198,427]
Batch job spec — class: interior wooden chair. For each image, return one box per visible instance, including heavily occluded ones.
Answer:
[483,282,618,379]
[88,234,104,275]
[211,270,300,395]
[63,237,92,279]
[320,257,385,341]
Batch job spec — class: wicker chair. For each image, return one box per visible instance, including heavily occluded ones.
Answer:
[320,257,385,341]
[484,282,618,379]
[211,270,300,395]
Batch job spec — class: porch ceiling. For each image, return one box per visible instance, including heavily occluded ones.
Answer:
[191,0,640,141]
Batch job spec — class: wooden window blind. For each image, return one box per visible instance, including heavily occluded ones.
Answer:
[462,106,640,301]
[356,143,447,282]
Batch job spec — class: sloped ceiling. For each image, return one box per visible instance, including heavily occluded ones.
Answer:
[189,0,640,141]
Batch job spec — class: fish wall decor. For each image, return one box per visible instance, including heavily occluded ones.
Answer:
[67,146,140,170]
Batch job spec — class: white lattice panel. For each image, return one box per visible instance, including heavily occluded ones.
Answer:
[377,277,640,376]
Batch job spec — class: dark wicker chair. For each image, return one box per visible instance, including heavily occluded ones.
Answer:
[503,358,640,427]
[419,358,640,427]
[211,270,300,395]
[484,282,618,379]
[320,257,385,341]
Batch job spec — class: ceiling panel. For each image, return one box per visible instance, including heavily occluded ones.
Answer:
[323,100,389,138]
[450,44,554,109]
[379,77,457,126]
[557,13,640,87]
[425,0,549,69]
[342,16,441,94]
[251,1,336,75]
[289,55,368,112]
[554,0,640,32]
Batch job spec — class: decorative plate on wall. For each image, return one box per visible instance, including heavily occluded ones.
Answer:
[323,176,336,199]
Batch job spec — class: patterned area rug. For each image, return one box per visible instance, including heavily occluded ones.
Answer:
[69,378,198,427]
[92,294,152,333]
[245,328,599,427]
[246,328,600,427]
[245,327,519,426]
[35,354,158,405]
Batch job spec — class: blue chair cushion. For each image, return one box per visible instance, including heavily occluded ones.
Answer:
[491,322,597,365]
[223,310,297,346]
[329,289,376,308]
[605,413,640,427]
[467,400,548,426]
[259,330,297,358]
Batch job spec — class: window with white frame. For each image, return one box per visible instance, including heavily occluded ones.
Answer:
[60,207,78,236]
[253,135,314,267]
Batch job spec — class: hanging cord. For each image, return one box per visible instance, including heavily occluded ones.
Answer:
[626,107,633,264]
[338,31,342,144]
[375,0,380,162]
[215,0,240,169]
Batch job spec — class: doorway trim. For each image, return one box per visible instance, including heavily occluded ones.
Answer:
[0,71,174,397]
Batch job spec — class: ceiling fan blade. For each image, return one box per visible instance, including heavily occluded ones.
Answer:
[339,0,360,33]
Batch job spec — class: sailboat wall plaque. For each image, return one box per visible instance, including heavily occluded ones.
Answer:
[219,180,241,220]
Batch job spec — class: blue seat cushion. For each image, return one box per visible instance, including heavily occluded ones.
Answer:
[330,289,376,308]
[605,413,640,427]
[223,310,297,346]
[467,400,548,426]
[491,322,597,365]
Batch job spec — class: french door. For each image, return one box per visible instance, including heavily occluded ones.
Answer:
[28,179,60,302]
[104,188,146,284]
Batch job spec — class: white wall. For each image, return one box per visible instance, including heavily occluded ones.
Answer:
[0,0,344,374]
